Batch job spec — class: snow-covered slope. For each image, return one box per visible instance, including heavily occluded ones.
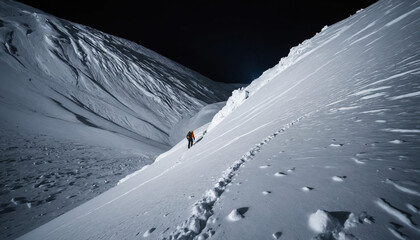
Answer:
[0,0,233,147]
[18,0,420,239]
[0,0,234,239]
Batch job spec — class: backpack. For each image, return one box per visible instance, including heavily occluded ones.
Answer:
[186,131,192,139]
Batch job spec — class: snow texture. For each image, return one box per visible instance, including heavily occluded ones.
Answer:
[8,0,420,240]
[0,1,232,239]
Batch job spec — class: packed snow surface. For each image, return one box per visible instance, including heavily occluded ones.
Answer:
[0,0,233,239]
[14,0,420,239]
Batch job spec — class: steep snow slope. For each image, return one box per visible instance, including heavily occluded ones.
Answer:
[0,0,232,146]
[0,0,234,239]
[18,0,420,240]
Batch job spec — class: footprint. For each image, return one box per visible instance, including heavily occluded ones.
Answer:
[389,140,404,144]
[262,191,272,195]
[302,187,314,192]
[227,207,249,221]
[272,231,282,239]
[332,176,346,182]
[274,172,287,177]
[260,165,271,169]
[287,167,296,172]
[330,143,344,147]
[143,227,156,237]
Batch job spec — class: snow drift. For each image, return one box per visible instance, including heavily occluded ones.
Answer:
[14,0,420,239]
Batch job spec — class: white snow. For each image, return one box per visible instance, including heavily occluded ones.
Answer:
[308,209,341,233]
[302,187,314,192]
[117,165,150,185]
[352,86,392,96]
[385,5,420,26]
[375,198,420,232]
[207,88,249,132]
[332,176,346,182]
[406,204,419,214]
[389,90,420,100]
[8,0,420,240]
[388,227,409,240]
[272,231,282,239]
[308,210,371,239]
[142,228,156,238]
[227,208,246,222]
[274,172,287,177]
[0,1,233,239]
[360,109,388,114]
[363,68,419,88]
[360,92,387,99]
[385,179,420,197]
[382,128,420,133]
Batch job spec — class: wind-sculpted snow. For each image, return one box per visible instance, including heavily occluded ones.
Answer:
[14,0,420,240]
[0,1,233,239]
[0,0,233,145]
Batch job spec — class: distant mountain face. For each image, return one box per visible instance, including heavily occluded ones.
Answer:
[0,0,234,147]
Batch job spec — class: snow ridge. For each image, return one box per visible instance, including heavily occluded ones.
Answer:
[206,17,347,133]
[167,114,309,240]
[206,34,315,132]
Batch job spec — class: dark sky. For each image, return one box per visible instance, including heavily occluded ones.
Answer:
[18,0,378,83]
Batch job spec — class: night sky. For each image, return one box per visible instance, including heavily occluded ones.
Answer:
[18,0,378,83]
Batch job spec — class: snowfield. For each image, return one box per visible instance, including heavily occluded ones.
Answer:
[0,0,233,239]
[7,0,420,239]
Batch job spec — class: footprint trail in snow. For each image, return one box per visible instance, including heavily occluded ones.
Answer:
[167,114,309,239]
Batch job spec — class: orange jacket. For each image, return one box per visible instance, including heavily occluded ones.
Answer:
[186,131,195,140]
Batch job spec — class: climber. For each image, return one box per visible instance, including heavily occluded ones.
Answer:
[186,130,195,149]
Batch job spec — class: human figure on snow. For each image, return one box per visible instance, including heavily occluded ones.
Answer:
[186,130,195,149]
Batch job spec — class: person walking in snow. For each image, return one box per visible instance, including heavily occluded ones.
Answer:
[186,130,195,149]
